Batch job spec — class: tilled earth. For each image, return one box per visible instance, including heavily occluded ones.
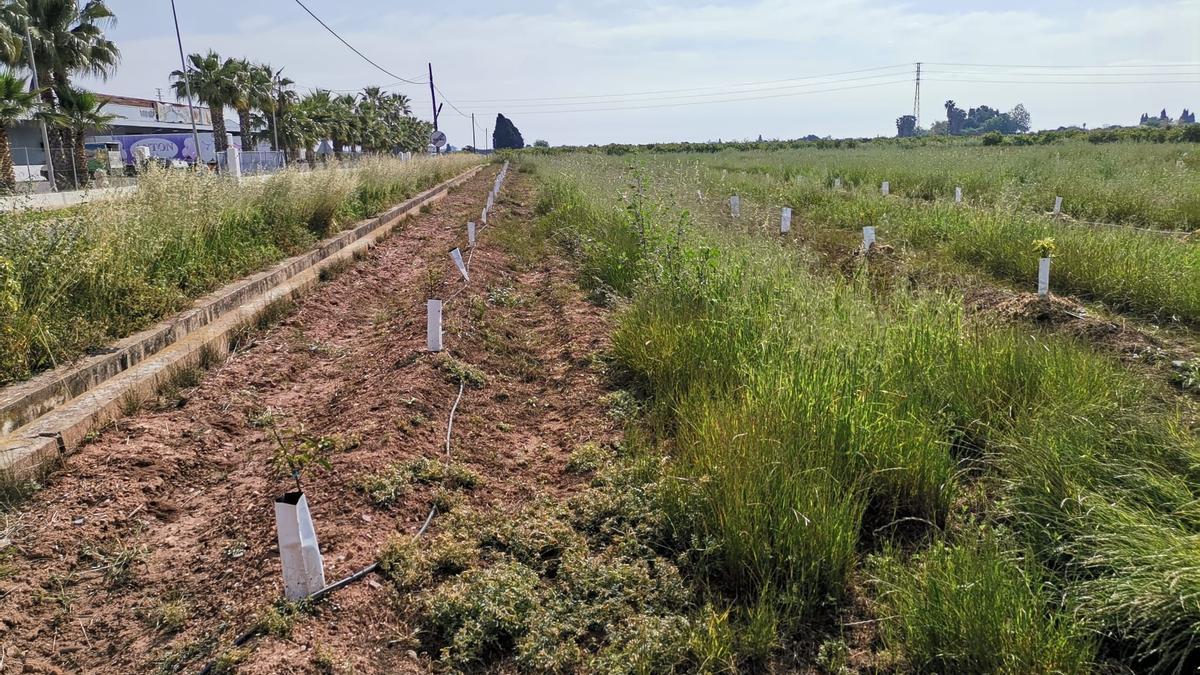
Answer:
[0,166,619,673]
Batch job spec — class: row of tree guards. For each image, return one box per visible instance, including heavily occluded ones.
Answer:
[273,161,510,602]
[729,185,1065,298]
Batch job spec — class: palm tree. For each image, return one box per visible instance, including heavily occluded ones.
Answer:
[331,93,357,158]
[0,70,40,190]
[272,75,297,156]
[387,92,412,116]
[297,89,337,160]
[54,85,114,187]
[229,59,273,151]
[170,50,234,153]
[280,101,319,168]
[0,6,26,65]
[3,0,119,185]
[361,85,384,107]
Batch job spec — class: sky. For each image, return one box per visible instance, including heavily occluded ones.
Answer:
[81,0,1200,146]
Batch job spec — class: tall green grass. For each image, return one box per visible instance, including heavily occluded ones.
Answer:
[872,533,1095,673]
[532,155,1200,671]
[0,155,479,383]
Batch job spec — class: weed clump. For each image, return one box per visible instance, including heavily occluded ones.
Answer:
[435,354,487,388]
[357,457,481,508]
[377,456,746,671]
[565,442,611,474]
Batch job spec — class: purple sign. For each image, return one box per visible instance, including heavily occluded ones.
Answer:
[98,133,239,164]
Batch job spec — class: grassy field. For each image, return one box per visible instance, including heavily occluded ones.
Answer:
[713,162,1200,323]
[432,148,1200,671]
[684,142,1200,230]
[0,155,479,384]
[545,145,1200,325]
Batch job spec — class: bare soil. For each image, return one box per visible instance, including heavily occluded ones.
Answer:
[0,167,619,673]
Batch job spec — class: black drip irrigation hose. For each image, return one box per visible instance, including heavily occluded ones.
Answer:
[196,163,509,675]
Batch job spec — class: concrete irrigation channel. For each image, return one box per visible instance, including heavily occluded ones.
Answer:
[0,167,484,483]
[0,164,622,672]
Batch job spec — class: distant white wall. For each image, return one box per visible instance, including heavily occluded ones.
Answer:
[0,185,137,211]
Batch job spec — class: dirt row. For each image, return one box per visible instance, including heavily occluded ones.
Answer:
[0,166,619,673]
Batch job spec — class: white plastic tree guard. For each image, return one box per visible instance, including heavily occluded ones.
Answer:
[227,146,242,184]
[468,221,476,247]
[881,181,890,196]
[450,247,469,281]
[427,299,443,352]
[955,186,962,203]
[863,226,877,249]
[781,207,792,234]
[274,491,326,600]
[1038,257,1051,296]
[730,195,741,217]
[1053,196,1063,215]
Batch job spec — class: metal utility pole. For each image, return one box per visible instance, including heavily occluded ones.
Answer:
[171,0,204,169]
[912,62,922,129]
[24,29,55,191]
[484,127,489,151]
[271,69,283,158]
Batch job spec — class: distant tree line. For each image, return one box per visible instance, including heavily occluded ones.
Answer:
[1139,108,1195,127]
[514,122,1199,157]
[896,101,1031,138]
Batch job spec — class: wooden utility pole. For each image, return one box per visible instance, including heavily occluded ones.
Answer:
[171,0,203,171]
[427,63,443,153]
[428,62,438,131]
[471,113,476,151]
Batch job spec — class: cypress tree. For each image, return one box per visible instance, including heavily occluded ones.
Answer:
[493,114,525,149]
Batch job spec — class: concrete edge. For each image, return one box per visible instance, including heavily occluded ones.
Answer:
[0,164,483,484]
[0,165,483,436]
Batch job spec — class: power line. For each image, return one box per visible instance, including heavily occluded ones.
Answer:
[433,83,473,118]
[493,78,912,115]
[926,69,1200,78]
[454,63,912,104]
[469,71,912,110]
[291,0,424,85]
[291,78,428,93]
[924,77,1200,85]
[455,61,1196,107]
[926,61,1200,69]
[433,83,487,139]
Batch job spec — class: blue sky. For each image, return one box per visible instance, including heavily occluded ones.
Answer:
[83,0,1200,145]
